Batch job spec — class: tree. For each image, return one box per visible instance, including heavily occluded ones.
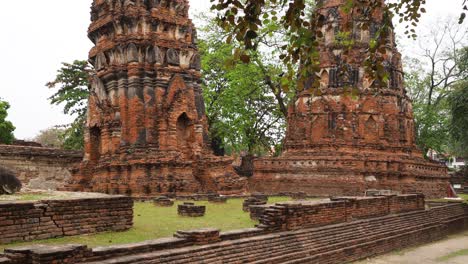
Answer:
[404,18,468,156]
[198,15,289,157]
[34,127,66,148]
[47,60,91,150]
[211,0,467,94]
[0,98,15,144]
[448,82,468,159]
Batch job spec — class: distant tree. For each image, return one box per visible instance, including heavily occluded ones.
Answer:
[404,19,468,156]
[34,127,66,149]
[47,60,91,150]
[448,83,468,159]
[0,98,16,144]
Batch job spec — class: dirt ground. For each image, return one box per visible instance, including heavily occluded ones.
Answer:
[355,231,468,264]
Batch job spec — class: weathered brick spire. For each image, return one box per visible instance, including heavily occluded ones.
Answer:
[251,0,449,198]
[66,0,246,196]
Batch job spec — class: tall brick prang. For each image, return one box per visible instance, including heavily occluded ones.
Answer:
[65,0,246,196]
[250,0,450,198]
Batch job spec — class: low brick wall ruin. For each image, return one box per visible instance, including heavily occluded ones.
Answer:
[0,196,133,244]
[258,194,425,231]
[0,195,466,264]
[0,145,82,190]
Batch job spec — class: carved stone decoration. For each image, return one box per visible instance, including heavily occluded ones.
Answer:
[126,43,139,63]
[166,48,180,65]
[95,52,107,71]
[154,46,165,64]
[329,61,359,88]
[251,0,449,199]
[190,54,201,70]
[145,46,156,64]
[66,0,246,196]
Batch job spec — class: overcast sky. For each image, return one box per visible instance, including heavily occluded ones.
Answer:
[0,0,462,140]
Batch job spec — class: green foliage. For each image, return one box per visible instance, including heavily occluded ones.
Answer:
[448,83,468,158]
[405,58,451,155]
[198,15,289,155]
[210,0,465,93]
[404,20,468,157]
[61,115,86,151]
[47,60,91,150]
[0,99,15,144]
[34,127,66,148]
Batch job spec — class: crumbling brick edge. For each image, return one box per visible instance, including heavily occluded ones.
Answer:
[0,196,133,245]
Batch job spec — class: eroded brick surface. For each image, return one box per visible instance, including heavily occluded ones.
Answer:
[65,0,246,196]
[0,196,133,245]
[251,0,449,198]
[0,145,82,190]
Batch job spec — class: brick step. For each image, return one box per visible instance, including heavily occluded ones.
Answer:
[168,213,442,264]
[249,221,442,264]
[159,220,442,264]
[84,210,436,264]
[430,207,465,217]
[280,225,443,264]
[87,213,439,264]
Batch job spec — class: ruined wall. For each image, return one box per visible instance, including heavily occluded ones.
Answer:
[0,196,133,244]
[0,196,465,264]
[0,145,82,190]
[251,0,449,198]
[259,194,425,231]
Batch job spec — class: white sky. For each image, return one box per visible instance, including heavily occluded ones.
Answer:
[0,0,462,140]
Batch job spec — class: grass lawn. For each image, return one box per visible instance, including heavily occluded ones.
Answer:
[0,193,54,201]
[0,197,292,251]
[460,194,468,202]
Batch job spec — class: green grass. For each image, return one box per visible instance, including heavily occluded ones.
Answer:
[429,194,468,204]
[0,197,292,251]
[460,194,468,202]
[436,248,468,262]
[0,193,53,201]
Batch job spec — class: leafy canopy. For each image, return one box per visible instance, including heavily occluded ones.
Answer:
[448,83,468,159]
[0,99,16,144]
[47,60,91,150]
[211,0,467,92]
[199,15,288,155]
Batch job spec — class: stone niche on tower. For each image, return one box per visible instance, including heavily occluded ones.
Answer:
[65,0,246,196]
[250,0,449,198]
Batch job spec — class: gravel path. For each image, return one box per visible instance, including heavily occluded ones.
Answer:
[355,231,468,264]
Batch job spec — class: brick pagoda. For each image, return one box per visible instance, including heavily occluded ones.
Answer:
[251,0,449,198]
[66,0,245,196]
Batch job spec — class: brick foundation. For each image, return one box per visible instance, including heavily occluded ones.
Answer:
[1,195,465,264]
[177,203,206,217]
[153,196,174,207]
[0,196,133,244]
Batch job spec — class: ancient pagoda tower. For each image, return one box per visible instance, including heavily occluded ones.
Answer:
[66,0,245,196]
[251,0,449,198]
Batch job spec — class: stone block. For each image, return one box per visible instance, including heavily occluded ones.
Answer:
[178,203,206,217]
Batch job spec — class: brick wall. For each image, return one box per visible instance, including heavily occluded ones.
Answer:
[0,196,133,244]
[0,197,465,264]
[259,194,425,231]
[0,145,82,190]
